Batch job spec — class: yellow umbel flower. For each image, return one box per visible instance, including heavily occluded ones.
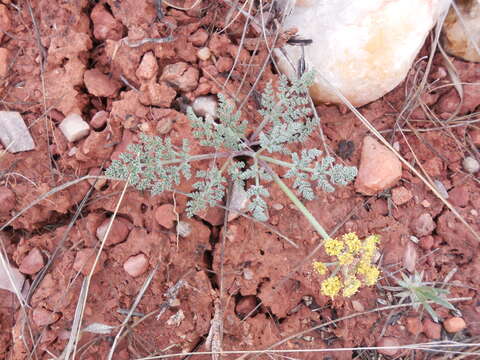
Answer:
[362,234,380,258]
[342,276,361,297]
[324,238,344,256]
[337,252,354,265]
[343,232,361,254]
[363,266,380,286]
[313,261,328,275]
[357,259,371,275]
[321,276,342,298]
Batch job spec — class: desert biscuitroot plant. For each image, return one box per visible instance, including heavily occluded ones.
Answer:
[105,71,369,296]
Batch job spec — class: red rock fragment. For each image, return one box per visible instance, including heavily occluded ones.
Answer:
[419,235,434,250]
[355,136,402,195]
[406,316,423,336]
[19,248,44,275]
[423,318,441,339]
[123,254,149,277]
[391,186,412,205]
[84,69,121,98]
[96,218,131,246]
[444,317,466,333]
[73,248,106,276]
[0,48,9,78]
[155,204,176,229]
[139,82,176,107]
[90,111,108,130]
[32,307,60,327]
[0,5,11,42]
[190,28,208,46]
[160,62,199,92]
[0,186,15,215]
[412,213,436,237]
[136,51,158,81]
[376,337,400,356]
[91,3,124,41]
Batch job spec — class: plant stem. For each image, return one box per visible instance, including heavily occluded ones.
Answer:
[269,171,330,240]
[258,155,314,173]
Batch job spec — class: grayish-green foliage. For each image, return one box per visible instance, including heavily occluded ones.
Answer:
[384,272,458,323]
[105,71,358,221]
[105,134,191,194]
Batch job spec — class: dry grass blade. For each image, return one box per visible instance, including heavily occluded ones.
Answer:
[0,175,103,232]
[59,276,90,360]
[132,339,479,359]
[205,299,223,360]
[67,177,130,360]
[108,264,159,359]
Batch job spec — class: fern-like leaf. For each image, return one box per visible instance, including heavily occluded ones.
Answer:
[186,166,226,217]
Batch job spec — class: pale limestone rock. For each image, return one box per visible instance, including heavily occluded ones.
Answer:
[275,0,451,106]
[192,95,218,119]
[0,111,35,152]
[442,0,480,62]
[59,113,90,142]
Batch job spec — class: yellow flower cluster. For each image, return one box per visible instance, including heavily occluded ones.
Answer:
[313,232,381,299]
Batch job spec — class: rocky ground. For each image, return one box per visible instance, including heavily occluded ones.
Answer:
[0,1,479,359]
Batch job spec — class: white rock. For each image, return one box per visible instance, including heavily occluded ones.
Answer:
[192,96,218,119]
[176,221,192,238]
[0,252,25,296]
[197,47,211,61]
[442,0,480,62]
[0,111,35,153]
[59,113,90,142]
[463,156,480,173]
[228,182,250,221]
[275,0,451,106]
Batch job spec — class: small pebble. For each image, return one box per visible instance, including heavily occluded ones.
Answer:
[19,248,44,275]
[123,254,148,277]
[73,248,106,276]
[391,186,412,205]
[272,203,284,211]
[197,47,211,61]
[412,213,435,237]
[0,111,35,152]
[443,317,466,333]
[155,204,176,229]
[351,300,364,312]
[0,186,15,215]
[406,316,423,336]
[376,337,400,356]
[192,95,218,119]
[156,117,173,135]
[423,318,441,339]
[32,307,60,327]
[463,156,480,174]
[96,218,130,246]
[228,182,249,221]
[59,113,90,142]
[136,51,158,80]
[90,111,108,130]
[176,221,192,238]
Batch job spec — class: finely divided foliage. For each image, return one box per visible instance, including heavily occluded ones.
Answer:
[106,71,358,221]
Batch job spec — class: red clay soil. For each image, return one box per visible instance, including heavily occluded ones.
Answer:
[0,1,479,359]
